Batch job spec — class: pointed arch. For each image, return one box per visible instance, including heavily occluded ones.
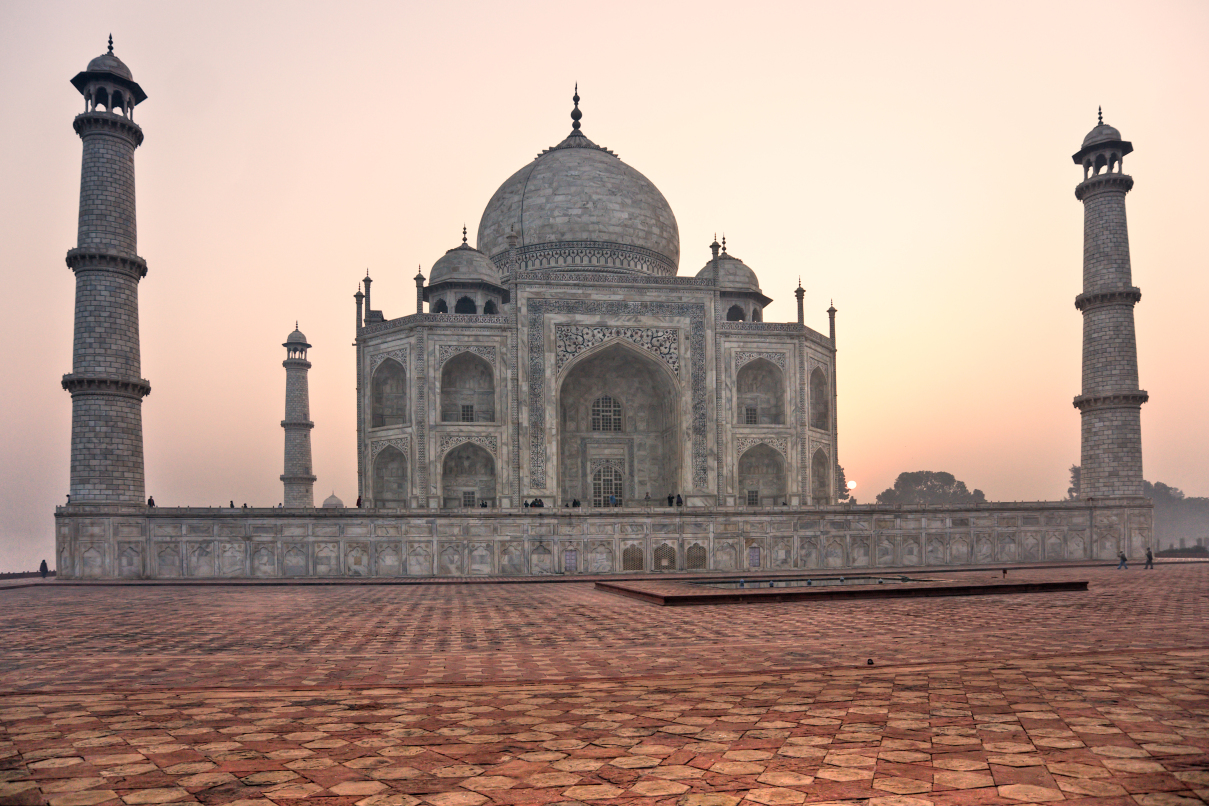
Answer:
[736,358,784,424]
[441,442,496,508]
[441,351,494,422]
[483,299,498,314]
[454,296,477,314]
[811,448,830,505]
[371,358,407,428]
[726,304,745,321]
[433,299,448,313]
[373,445,408,508]
[738,443,786,506]
[809,368,829,430]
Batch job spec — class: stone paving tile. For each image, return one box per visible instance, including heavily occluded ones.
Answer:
[0,565,1206,806]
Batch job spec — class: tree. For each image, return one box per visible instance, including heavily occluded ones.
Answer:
[837,465,851,500]
[1067,465,1081,500]
[875,471,986,506]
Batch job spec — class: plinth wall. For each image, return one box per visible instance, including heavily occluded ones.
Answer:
[54,499,1152,580]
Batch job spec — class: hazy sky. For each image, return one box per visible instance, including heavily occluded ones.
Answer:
[2,0,1206,570]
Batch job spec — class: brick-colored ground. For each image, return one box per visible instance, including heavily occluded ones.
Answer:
[1,564,1206,806]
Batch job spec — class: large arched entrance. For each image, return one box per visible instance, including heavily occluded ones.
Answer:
[738,444,786,506]
[558,342,680,506]
[441,352,494,422]
[441,442,496,508]
[371,359,407,428]
[736,359,784,424]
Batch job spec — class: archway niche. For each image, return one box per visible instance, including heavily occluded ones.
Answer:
[558,342,680,506]
[371,359,407,427]
[811,448,830,505]
[433,299,448,313]
[726,304,745,321]
[441,352,494,422]
[738,444,786,506]
[483,299,498,314]
[809,368,829,430]
[736,359,784,424]
[441,443,496,508]
[454,296,477,314]
[373,446,407,509]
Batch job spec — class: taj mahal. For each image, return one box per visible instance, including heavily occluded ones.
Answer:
[55,42,1153,579]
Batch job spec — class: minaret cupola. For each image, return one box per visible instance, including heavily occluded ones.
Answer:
[71,35,146,117]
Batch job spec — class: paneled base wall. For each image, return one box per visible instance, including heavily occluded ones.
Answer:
[54,499,1153,579]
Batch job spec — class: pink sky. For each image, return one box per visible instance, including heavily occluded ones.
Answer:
[1,0,1207,570]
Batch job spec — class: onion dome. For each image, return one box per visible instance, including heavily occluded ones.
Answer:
[429,228,501,285]
[322,492,344,508]
[476,87,680,276]
[86,51,133,81]
[699,252,762,294]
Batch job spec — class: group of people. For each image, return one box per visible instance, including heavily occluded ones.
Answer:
[522,498,546,508]
[1118,548,1155,569]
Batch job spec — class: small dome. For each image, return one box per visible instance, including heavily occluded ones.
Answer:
[429,241,501,286]
[1082,122,1123,148]
[86,52,133,81]
[286,326,308,344]
[322,493,344,508]
[697,253,761,293]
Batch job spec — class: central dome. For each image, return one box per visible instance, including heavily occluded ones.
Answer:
[476,95,680,276]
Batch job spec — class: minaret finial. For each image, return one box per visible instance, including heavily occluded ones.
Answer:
[721,235,727,253]
[1098,105,1103,125]
[571,83,582,131]
[462,225,468,245]
[107,33,113,55]
[295,320,298,329]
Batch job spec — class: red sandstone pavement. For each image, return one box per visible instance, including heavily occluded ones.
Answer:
[0,565,1206,806]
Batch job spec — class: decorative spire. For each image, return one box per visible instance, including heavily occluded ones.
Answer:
[721,235,727,254]
[107,33,113,55]
[571,83,582,131]
[1098,105,1103,125]
[797,276,803,290]
[462,225,468,245]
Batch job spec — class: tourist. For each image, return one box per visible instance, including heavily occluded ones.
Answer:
[572,499,580,508]
[480,500,488,508]
[1145,547,1154,569]
[667,494,674,507]
[523,499,529,508]
[39,559,48,579]
[609,494,617,507]
[644,492,651,504]
[65,494,70,505]
[676,494,683,507]
[355,496,362,507]
[229,500,234,508]
[1117,550,1128,570]
[147,495,156,507]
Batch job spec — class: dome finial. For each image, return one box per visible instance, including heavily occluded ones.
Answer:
[1098,105,1103,125]
[721,234,727,254]
[462,225,468,245]
[571,83,582,131]
[107,33,113,55]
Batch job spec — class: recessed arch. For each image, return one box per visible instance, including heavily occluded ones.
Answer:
[454,296,477,314]
[483,299,498,314]
[441,442,496,508]
[593,464,624,507]
[441,352,494,422]
[373,446,407,508]
[558,341,680,506]
[752,307,762,322]
[433,299,448,314]
[371,359,407,428]
[591,395,623,432]
[738,443,786,506]
[94,86,109,111]
[736,358,784,424]
[811,448,830,505]
[726,304,745,321]
[809,368,829,430]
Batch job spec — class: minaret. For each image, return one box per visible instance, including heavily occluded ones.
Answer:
[795,279,805,325]
[62,37,151,505]
[1072,110,1147,498]
[281,324,316,507]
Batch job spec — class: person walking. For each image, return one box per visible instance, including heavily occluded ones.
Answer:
[1144,547,1154,569]
[39,559,48,579]
[1117,550,1128,570]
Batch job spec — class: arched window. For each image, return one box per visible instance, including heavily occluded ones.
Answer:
[440,352,494,422]
[95,86,109,111]
[726,304,745,321]
[811,448,830,505]
[593,465,624,507]
[751,307,762,322]
[738,444,786,507]
[112,90,125,115]
[810,368,829,430]
[454,296,477,314]
[590,396,622,432]
[483,299,498,314]
[433,299,448,314]
[653,543,676,571]
[441,442,496,509]
[622,544,644,571]
[371,359,407,428]
[686,543,707,570]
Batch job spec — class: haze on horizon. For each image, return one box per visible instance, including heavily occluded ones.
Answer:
[1,0,1206,571]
